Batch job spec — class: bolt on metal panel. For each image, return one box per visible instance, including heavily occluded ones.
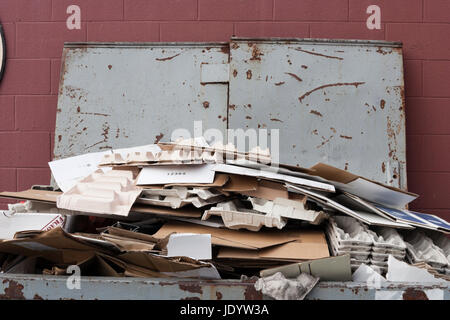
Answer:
[228,38,407,189]
[54,43,230,160]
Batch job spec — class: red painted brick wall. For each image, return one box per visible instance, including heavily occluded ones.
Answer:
[0,0,448,220]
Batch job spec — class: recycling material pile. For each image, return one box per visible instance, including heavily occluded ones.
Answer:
[0,137,449,289]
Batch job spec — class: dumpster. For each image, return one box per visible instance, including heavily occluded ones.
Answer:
[0,38,448,300]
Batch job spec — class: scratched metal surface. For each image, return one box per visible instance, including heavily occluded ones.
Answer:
[0,274,448,300]
[228,38,406,189]
[54,42,229,159]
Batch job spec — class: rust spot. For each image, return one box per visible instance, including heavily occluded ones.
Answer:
[79,112,110,117]
[275,81,285,86]
[344,162,349,170]
[246,70,252,80]
[0,280,25,300]
[154,133,164,144]
[249,45,263,61]
[312,129,318,135]
[316,135,334,148]
[58,135,62,142]
[372,106,377,112]
[216,291,223,300]
[296,48,343,60]
[108,65,112,70]
[380,99,386,109]
[310,110,323,117]
[330,127,336,133]
[246,116,252,119]
[203,101,210,109]
[285,72,302,82]
[33,294,43,300]
[376,47,390,55]
[231,42,240,50]
[243,284,263,300]
[246,104,252,108]
[299,82,365,103]
[233,69,238,77]
[270,118,283,122]
[382,162,386,173]
[403,288,428,300]
[115,128,120,139]
[220,46,230,55]
[156,52,181,62]
[301,65,308,69]
[340,135,352,140]
[77,106,81,113]
[179,283,202,294]
[218,115,222,118]
[222,117,227,122]
[229,104,236,110]
[287,59,292,65]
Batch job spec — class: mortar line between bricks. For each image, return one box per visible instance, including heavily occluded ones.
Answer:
[407,171,450,173]
[347,0,349,21]
[272,0,275,20]
[196,0,199,21]
[422,0,424,21]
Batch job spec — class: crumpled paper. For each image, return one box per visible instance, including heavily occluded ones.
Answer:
[254,272,319,300]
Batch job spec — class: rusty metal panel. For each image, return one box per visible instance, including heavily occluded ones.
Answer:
[0,274,448,300]
[228,38,407,189]
[54,42,230,160]
[0,274,261,300]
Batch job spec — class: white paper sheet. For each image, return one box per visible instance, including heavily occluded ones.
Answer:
[137,164,215,185]
[0,211,66,240]
[49,144,161,192]
[49,151,109,192]
[167,233,212,260]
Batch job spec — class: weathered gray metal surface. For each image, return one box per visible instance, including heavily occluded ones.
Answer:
[228,38,407,189]
[307,281,450,300]
[0,274,447,300]
[0,274,261,300]
[54,42,229,159]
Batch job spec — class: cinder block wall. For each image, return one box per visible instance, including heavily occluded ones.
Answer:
[0,0,448,220]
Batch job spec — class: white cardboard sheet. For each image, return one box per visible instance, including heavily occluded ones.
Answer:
[137,164,215,185]
[167,233,212,260]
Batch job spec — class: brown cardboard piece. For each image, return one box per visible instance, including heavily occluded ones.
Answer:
[216,230,329,261]
[239,180,289,201]
[0,190,61,204]
[0,227,217,277]
[221,174,258,192]
[152,221,305,250]
[309,163,418,208]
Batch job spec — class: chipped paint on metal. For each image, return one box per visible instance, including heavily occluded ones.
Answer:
[228,38,407,189]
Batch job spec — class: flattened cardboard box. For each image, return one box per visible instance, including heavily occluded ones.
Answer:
[309,163,418,208]
[216,230,330,261]
[152,221,309,250]
[0,227,218,278]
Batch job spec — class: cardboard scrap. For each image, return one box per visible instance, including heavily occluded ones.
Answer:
[309,163,418,208]
[260,254,352,281]
[152,221,308,250]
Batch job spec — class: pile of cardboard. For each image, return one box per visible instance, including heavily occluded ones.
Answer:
[0,137,449,282]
